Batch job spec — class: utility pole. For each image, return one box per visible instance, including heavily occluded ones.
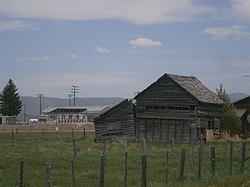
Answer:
[68,94,73,106]
[37,94,44,115]
[70,86,79,106]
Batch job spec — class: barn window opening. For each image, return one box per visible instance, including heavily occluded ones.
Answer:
[146,105,190,112]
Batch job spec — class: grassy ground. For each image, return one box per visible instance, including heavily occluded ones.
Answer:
[0,131,250,187]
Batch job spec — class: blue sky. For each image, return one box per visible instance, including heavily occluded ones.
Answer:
[0,0,250,98]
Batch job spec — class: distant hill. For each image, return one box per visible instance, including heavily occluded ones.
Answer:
[18,96,124,121]
[229,92,249,102]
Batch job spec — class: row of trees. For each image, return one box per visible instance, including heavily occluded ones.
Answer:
[0,79,243,135]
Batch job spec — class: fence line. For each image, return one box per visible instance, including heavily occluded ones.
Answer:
[1,134,249,186]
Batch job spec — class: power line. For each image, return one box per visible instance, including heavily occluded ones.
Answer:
[37,94,44,115]
[70,86,79,106]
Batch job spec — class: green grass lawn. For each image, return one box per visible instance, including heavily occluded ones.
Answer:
[0,131,250,187]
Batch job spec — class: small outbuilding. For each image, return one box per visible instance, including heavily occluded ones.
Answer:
[233,96,250,137]
[94,99,135,141]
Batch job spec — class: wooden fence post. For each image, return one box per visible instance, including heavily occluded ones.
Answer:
[60,137,64,159]
[99,153,106,187]
[19,160,24,187]
[171,138,174,160]
[165,149,169,185]
[211,146,215,177]
[83,128,86,141]
[124,137,128,187]
[179,148,185,181]
[45,162,52,187]
[11,130,14,141]
[72,137,77,159]
[198,147,202,179]
[199,135,203,161]
[229,141,233,175]
[241,142,246,173]
[42,129,45,138]
[192,136,195,162]
[141,138,147,187]
[70,160,76,187]
[71,129,75,138]
[35,138,39,157]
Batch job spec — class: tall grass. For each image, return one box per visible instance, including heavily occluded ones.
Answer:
[0,131,249,186]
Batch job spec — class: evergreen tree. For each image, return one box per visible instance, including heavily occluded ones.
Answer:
[216,84,241,135]
[0,79,22,116]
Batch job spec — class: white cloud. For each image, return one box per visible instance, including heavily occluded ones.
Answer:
[0,20,40,32]
[69,54,78,59]
[0,0,215,24]
[202,25,250,39]
[95,47,111,53]
[129,38,162,48]
[230,0,250,21]
[14,56,50,62]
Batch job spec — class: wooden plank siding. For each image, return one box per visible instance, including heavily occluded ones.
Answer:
[94,99,135,141]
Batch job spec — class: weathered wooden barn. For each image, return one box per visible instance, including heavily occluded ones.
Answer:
[134,74,223,143]
[94,73,224,143]
[94,99,135,141]
[234,96,250,137]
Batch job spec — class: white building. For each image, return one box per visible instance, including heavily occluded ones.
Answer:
[42,107,88,124]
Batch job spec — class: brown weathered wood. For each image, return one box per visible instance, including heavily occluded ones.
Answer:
[99,154,106,187]
[19,160,24,187]
[165,149,169,185]
[211,146,215,177]
[241,142,246,173]
[95,74,223,143]
[124,137,128,187]
[179,148,185,181]
[45,162,52,187]
[229,141,233,175]
[198,147,202,179]
[70,160,75,187]
[141,154,147,187]
[72,137,77,159]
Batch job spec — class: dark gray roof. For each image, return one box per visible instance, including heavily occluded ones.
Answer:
[167,74,224,104]
[42,106,87,113]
